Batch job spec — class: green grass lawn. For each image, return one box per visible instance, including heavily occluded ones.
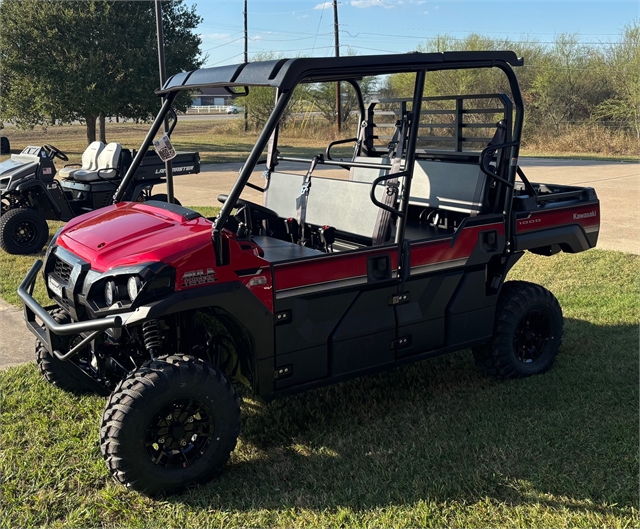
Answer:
[0,245,638,528]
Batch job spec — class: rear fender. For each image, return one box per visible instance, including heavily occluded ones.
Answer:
[513,224,597,254]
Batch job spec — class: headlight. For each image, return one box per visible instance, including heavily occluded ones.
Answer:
[127,276,142,302]
[104,280,117,306]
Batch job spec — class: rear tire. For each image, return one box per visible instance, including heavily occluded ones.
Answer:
[0,137,10,154]
[472,281,563,378]
[35,309,102,394]
[0,207,48,254]
[100,355,240,496]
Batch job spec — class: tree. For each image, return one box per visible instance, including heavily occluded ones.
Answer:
[310,78,377,130]
[593,21,640,141]
[235,53,310,131]
[529,34,611,132]
[0,0,203,144]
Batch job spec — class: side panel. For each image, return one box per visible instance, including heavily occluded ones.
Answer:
[398,220,504,358]
[273,289,357,390]
[329,285,398,376]
[395,272,462,357]
[272,246,399,390]
[445,268,497,346]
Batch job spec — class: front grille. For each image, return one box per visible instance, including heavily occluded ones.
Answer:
[54,257,73,283]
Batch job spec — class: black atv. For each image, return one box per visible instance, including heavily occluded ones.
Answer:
[0,144,200,254]
[0,122,9,154]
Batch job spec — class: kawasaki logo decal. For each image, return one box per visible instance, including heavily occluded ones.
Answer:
[573,210,597,220]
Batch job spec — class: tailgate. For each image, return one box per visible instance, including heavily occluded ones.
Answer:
[135,150,201,180]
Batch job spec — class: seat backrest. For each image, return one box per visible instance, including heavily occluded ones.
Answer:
[264,172,305,218]
[82,141,105,170]
[409,121,507,216]
[305,177,386,240]
[96,142,122,170]
[409,161,486,215]
[349,155,390,182]
[265,171,389,243]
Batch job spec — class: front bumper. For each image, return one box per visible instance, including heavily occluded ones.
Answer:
[18,260,123,361]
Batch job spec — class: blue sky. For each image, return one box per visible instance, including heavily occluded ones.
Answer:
[186,0,639,67]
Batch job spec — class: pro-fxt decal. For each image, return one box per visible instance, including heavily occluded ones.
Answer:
[181,267,217,287]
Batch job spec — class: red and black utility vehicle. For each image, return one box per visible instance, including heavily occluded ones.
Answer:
[19,52,600,495]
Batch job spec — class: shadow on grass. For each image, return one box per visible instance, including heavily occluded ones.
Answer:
[172,318,638,514]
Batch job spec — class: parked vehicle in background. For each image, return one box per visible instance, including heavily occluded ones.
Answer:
[226,105,240,114]
[0,143,200,254]
[19,51,599,496]
[0,123,10,154]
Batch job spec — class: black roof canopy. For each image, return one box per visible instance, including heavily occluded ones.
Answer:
[159,51,523,94]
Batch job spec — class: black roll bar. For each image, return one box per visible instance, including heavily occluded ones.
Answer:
[112,91,179,203]
[212,88,294,265]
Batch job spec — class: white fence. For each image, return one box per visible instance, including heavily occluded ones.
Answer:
[185,105,240,114]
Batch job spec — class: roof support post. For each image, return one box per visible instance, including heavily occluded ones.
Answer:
[154,0,175,204]
[112,92,178,203]
[213,89,293,264]
[395,69,426,287]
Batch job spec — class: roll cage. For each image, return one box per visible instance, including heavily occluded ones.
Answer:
[113,51,525,274]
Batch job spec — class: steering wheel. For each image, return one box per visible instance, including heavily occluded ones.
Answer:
[42,144,69,162]
[217,194,279,221]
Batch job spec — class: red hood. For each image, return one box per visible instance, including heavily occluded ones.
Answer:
[58,203,213,272]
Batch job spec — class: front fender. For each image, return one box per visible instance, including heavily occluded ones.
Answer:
[123,281,275,399]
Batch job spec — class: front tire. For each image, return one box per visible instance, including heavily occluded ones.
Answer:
[0,207,48,254]
[100,355,240,496]
[35,309,104,394]
[472,281,563,378]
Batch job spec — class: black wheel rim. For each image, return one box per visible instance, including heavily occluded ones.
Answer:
[13,220,38,247]
[513,310,551,363]
[144,398,215,470]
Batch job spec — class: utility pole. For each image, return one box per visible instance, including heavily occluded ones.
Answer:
[243,0,249,133]
[333,0,341,132]
[154,0,174,204]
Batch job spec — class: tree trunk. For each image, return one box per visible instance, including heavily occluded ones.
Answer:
[85,115,97,144]
[99,112,106,143]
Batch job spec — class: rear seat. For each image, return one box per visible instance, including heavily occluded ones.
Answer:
[409,160,487,215]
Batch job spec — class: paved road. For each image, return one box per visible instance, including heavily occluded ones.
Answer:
[1,157,637,371]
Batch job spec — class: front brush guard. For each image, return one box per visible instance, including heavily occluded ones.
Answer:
[18,260,122,361]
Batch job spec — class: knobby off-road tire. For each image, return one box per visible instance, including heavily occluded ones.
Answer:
[35,308,98,394]
[472,281,563,378]
[0,207,48,254]
[100,355,241,496]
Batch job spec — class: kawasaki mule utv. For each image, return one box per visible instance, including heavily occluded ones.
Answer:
[19,51,600,495]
